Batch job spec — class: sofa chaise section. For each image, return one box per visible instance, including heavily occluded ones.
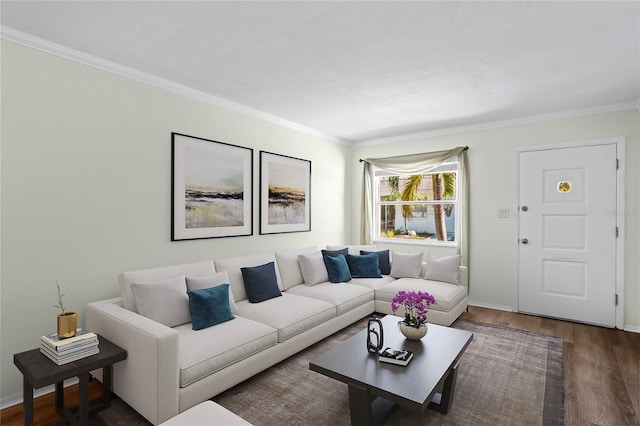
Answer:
[374,266,468,326]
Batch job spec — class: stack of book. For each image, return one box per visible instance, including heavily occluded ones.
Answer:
[378,347,414,366]
[40,329,99,365]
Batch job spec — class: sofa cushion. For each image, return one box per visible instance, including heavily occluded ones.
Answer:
[119,260,216,312]
[187,284,235,331]
[425,253,461,284]
[326,244,377,256]
[174,316,278,387]
[215,253,282,302]
[186,271,238,313]
[350,275,397,290]
[274,246,318,290]
[298,252,329,286]
[346,253,382,278]
[375,278,467,313]
[234,293,335,342]
[130,275,191,327]
[286,283,374,316]
[324,254,352,283]
[241,262,282,303]
[390,252,423,278]
[360,249,391,275]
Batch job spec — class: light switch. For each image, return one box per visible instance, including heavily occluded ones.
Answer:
[497,208,510,218]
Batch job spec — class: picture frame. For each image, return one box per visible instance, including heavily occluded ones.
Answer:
[172,133,253,240]
[260,151,311,234]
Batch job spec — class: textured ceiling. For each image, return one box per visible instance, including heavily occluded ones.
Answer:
[1,1,639,144]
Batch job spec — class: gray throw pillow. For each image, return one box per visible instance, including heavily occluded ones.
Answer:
[298,252,329,286]
[425,253,461,284]
[390,252,424,279]
[130,275,191,327]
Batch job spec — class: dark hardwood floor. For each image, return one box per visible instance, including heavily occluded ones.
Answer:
[2,306,639,425]
[461,306,640,426]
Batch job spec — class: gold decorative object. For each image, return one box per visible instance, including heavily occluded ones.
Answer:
[57,312,77,338]
[54,280,76,338]
[398,321,428,340]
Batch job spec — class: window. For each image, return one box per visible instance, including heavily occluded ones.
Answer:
[373,161,458,245]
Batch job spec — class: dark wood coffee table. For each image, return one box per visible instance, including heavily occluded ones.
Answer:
[309,315,473,426]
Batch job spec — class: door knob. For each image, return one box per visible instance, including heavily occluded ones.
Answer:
[521,206,528,211]
[521,238,528,244]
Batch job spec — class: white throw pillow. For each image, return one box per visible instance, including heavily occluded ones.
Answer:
[186,271,239,314]
[425,253,461,284]
[130,275,191,327]
[298,252,329,285]
[390,252,423,279]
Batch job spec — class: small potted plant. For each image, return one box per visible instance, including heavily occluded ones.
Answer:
[55,281,77,338]
[391,290,436,340]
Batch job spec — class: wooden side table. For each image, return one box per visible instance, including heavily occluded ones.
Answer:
[14,335,127,426]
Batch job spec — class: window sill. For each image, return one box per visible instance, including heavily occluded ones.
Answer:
[373,238,456,248]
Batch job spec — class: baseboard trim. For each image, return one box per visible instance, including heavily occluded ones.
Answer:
[624,324,640,333]
[467,300,513,312]
[468,301,640,333]
[0,377,79,410]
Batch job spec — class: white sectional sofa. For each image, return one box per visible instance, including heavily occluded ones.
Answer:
[85,245,468,425]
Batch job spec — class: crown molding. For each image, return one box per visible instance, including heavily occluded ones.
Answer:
[0,26,350,146]
[356,101,639,147]
[2,26,636,149]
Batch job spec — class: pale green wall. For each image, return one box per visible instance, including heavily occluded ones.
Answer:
[2,38,639,405]
[351,109,640,330]
[0,41,351,400]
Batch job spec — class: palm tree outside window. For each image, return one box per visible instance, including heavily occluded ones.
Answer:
[375,163,458,243]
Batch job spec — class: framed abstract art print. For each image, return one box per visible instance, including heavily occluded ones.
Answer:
[172,133,253,240]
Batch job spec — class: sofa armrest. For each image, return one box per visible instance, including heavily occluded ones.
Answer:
[86,298,179,425]
[458,265,468,288]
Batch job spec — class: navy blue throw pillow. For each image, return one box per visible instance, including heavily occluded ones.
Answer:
[324,254,352,283]
[360,249,391,275]
[187,284,235,331]
[321,248,349,259]
[346,253,382,278]
[241,262,282,303]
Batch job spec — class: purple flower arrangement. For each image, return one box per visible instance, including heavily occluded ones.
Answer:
[391,290,437,328]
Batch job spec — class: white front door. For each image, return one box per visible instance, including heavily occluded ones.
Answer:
[517,143,618,327]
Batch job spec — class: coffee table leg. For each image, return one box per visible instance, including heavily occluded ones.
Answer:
[429,360,460,414]
[348,384,396,426]
[349,384,373,426]
[23,377,34,426]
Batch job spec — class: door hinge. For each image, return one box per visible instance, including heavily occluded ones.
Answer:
[615,294,619,305]
[616,158,619,169]
[616,227,619,238]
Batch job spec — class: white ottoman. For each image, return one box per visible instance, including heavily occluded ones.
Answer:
[159,401,252,425]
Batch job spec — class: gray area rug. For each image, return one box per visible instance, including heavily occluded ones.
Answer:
[92,317,564,425]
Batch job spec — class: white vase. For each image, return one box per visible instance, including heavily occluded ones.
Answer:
[398,321,428,340]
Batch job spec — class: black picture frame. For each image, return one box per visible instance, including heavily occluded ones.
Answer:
[172,133,253,240]
[259,151,311,234]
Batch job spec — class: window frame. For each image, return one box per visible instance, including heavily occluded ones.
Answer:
[372,162,459,247]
